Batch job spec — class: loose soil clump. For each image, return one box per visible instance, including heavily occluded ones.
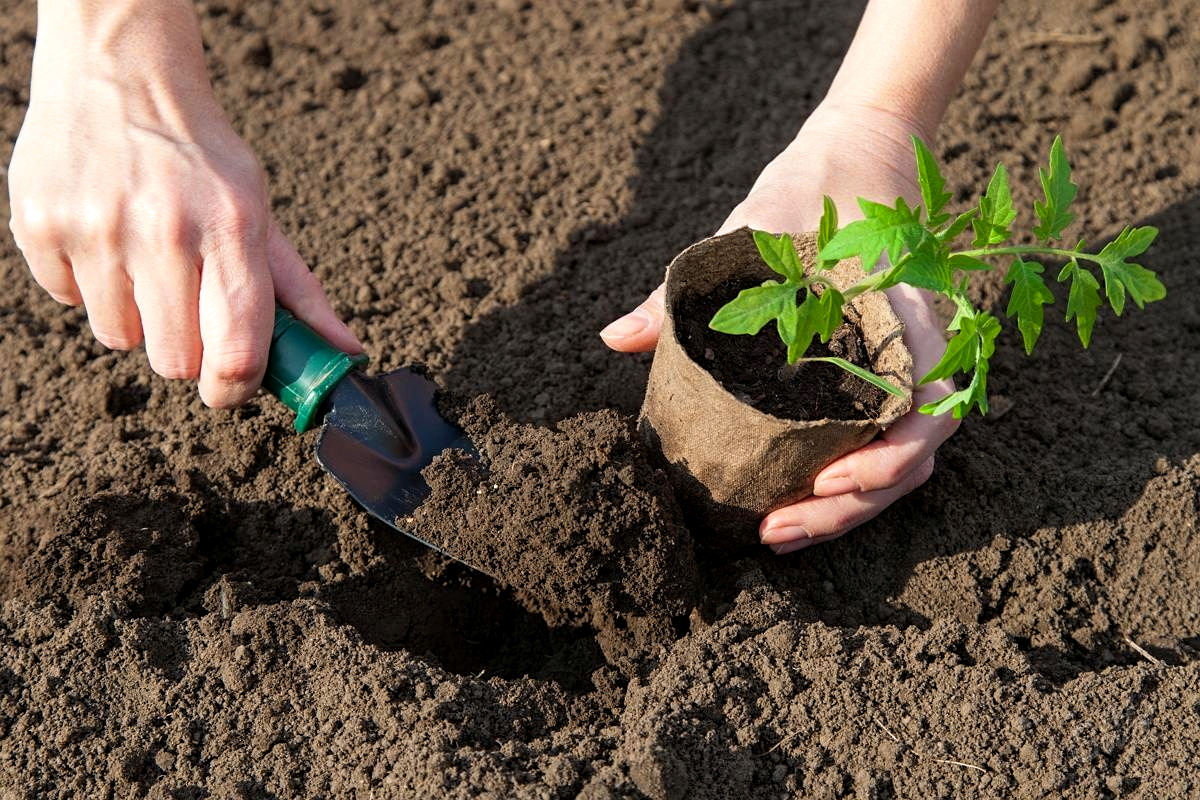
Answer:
[410,396,697,663]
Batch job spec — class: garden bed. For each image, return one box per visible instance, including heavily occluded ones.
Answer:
[2,0,1200,796]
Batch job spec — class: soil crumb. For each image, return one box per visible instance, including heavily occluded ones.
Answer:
[677,278,886,421]
[411,395,698,640]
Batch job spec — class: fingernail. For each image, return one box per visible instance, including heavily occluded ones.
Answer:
[760,524,811,545]
[599,309,650,341]
[771,539,817,555]
[813,475,860,496]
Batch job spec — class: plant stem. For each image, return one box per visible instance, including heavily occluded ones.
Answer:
[842,244,1095,301]
[955,245,1084,261]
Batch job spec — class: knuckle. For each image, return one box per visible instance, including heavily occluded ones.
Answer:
[208,348,266,387]
[9,204,58,247]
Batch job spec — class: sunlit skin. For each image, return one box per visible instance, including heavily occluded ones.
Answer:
[601,0,1000,551]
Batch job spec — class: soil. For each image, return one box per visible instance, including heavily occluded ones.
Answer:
[409,395,697,667]
[3,0,1200,798]
[677,278,885,421]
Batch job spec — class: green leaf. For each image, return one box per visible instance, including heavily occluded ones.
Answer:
[947,254,992,272]
[1094,225,1165,315]
[798,357,907,398]
[918,310,1001,418]
[920,322,980,384]
[819,197,927,271]
[919,366,990,418]
[780,290,818,362]
[1058,259,1101,347]
[814,287,845,342]
[781,287,846,362]
[913,136,952,226]
[817,195,839,269]
[971,162,1017,247]
[709,281,798,335]
[1033,135,1077,243]
[894,241,955,293]
[938,210,976,243]
[752,230,804,284]
[1004,257,1055,354]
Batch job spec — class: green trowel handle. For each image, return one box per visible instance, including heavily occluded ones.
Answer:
[263,306,368,433]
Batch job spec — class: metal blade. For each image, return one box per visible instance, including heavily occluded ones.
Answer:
[313,368,483,572]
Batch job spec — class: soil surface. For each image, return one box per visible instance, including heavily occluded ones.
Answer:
[678,278,885,421]
[3,0,1200,798]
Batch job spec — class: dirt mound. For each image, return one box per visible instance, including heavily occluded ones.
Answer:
[411,396,697,645]
[2,0,1200,797]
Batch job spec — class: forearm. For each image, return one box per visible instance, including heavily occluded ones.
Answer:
[32,0,218,132]
[824,0,999,140]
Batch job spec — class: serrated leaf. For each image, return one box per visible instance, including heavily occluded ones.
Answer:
[947,254,992,272]
[818,197,927,271]
[1059,259,1101,347]
[817,195,839,269]
[752,230,804,283]
[938,210,976,243]
[895,241,955,293]
[799,356,907,398]
[920,321,980,384]
[919,311,1000,417]
[1004,257,1055,354]
[971,162,1017,247]
[919,365,989,418]
[913,136,952,226]
[1095,225,1164,315]
[1033,135,1077,243]
[709,281,798,335]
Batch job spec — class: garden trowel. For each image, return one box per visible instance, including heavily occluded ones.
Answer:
[262,306,478,568]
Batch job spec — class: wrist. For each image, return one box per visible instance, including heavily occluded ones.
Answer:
[815,87,940,147]
[32,0,213,100]
[30,0,221,137]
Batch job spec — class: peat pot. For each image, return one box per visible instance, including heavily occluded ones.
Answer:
[638,227,914,544]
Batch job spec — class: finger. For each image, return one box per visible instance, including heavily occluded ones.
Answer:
[23,249,83,306]
[760,456,936,550]
[267,222,362,353]
[130,255,202,380]
[197,238,273,408]
[600,284,664,353]
[73,257,143,350]
[811,408,958,496]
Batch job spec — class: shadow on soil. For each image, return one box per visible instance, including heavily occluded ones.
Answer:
[440,0,1200,682]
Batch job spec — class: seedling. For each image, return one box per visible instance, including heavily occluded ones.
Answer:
[708,136,1165,417]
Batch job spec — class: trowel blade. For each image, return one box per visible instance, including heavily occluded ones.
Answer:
[313,368,482,571]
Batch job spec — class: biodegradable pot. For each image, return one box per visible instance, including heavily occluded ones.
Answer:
[638,227,913,544]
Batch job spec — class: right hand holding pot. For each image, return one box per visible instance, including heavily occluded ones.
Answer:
[601,103,960,552]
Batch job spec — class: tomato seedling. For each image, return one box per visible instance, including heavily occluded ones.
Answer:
[708,136,1166,417]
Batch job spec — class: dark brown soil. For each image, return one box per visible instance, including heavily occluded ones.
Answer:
[3,0,1200,797]
[677,278,886,421]
[409,395,697,666]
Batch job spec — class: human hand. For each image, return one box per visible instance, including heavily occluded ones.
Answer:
[600,102,959,551]
[8,0,360,408]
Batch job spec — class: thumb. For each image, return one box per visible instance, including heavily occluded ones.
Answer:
[600,283,664,353]
[266,221,363,354]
